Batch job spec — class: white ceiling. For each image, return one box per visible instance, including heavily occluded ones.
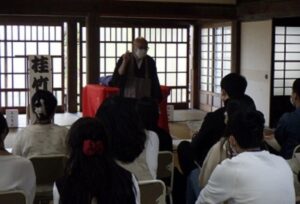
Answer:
[118,0,236,4]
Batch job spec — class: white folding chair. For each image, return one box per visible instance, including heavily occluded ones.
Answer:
[157,151,174,204]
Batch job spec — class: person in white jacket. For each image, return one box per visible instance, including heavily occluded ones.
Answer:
[13,90,68,158]
[0,113,36,204]
[196,110,295,204]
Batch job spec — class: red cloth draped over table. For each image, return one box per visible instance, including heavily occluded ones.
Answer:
[82,84,171,133]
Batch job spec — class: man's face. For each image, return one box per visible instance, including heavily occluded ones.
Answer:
[221,89,229,102]
[133,41,148,59]
[134,41,148,50]
[290,92,297,106]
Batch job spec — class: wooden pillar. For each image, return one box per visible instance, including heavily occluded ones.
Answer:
[192,25,200,109]
[86,12,100,84]
[67,20,78,113]
[231,20,241,73]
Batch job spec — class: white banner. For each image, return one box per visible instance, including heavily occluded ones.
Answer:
[28,55,52,124]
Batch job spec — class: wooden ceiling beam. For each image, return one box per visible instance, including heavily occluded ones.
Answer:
[237,0,300,20]
[0,1,236,20]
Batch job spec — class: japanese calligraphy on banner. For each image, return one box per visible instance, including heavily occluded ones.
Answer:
[28,55,52,124]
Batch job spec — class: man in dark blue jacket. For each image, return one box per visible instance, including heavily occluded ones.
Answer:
[274,78,300,159]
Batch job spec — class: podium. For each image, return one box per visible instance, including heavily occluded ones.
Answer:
[82,84,171,133]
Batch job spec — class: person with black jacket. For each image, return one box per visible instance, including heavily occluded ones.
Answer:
[178,73,251,174]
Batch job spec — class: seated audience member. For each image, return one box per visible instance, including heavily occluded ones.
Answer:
[196,110,295,204]
[96,96,159,180]
[199,96,256,188]
[0,113,36,204]
[174,74,253,203]
[136,97,172,151]
[13,90,68,158]
[53,117,140,204]
[177,73,252,176]
[185,96,256,204]
[267,78,300,159]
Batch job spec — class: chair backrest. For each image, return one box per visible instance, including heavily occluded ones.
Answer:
[296,196,300,204]
[29,154,68,185]
[157,151,173,190]
[0,190,26,204]
[294,145,300,162]
[139,180,166,204]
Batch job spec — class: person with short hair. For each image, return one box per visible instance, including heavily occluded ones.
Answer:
[175,73,254,204]
[199,96,257,188]
[273,78,300,159]
[53,117,140,204]
[178,73,252,175]
[184,96,256,204]
[0,113,36,204]
[196,110,295,204]
[111,37,162,101]
[12,90,68,158]
[96,96,159,181]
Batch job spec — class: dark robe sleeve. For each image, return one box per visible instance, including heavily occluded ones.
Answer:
[149,57,162,102]
[110,57,125,87]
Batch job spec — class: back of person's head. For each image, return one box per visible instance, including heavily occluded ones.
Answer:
[292,78,300,97]
[67,117,108,160]
[221,73,247,99]
[95,96,146,163]
[31,90,57,122]
[61,117,136,204]
[226,110,265,149]
[136,97,159,130]
[226,95,256,119]
[0,113,8,145]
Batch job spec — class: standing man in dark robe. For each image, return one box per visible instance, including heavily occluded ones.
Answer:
[111,37,162,101]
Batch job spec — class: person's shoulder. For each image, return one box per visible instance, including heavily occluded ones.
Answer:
[204,107,225,121]
[8,155,34,169]
[15,125,35,139]
[280,109,300,122]
[259,151,293,173]
[52,124,69,132]
[214,107,226,114]
[19,124,35,132]
[211,156,238,178]
[117,55,124,62]
[146,129,158,137]
[262,151,289,164]
[145,130,159,143]
[146,55,155,63]
[22,124,48,132]
[282,111,292,119]
[210,140,223,151]
[205,139,227,162]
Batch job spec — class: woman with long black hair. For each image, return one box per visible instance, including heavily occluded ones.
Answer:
[53,117,140,204]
